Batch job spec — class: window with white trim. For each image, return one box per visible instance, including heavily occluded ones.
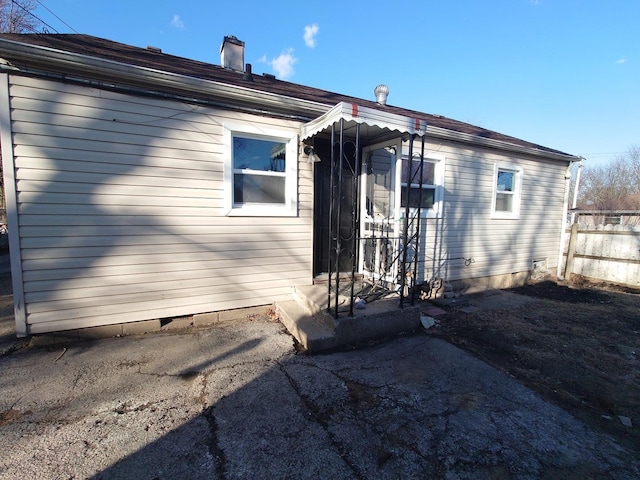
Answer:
[398,153,445,218]
[223,124,298,216]
[491,164,522,219]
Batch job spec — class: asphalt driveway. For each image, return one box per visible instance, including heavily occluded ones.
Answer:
[1,314,638,479]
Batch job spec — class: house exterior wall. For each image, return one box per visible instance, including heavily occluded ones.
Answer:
[3,75,313,335]
[1,71,572,336]
[403,139,569,287]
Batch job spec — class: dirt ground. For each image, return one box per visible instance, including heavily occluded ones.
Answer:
[432,278,640,455]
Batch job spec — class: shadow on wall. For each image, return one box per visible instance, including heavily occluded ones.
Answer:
[420,149,567,289]
[9,81,307,335]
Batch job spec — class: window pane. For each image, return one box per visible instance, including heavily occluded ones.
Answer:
[234,174,285,204]
[401,158,435,185]
[495,192,513,212]
[233,137,286,172]
[497,170,514,192]
[401,187,435,209]
[366,148,394,217]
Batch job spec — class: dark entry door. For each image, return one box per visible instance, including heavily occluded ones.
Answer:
[313,140,358,275]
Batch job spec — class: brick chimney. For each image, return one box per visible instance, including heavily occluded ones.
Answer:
[220,36,245,72]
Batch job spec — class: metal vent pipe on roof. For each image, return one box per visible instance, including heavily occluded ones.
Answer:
[243,63,253,81]
[374,84,389,105]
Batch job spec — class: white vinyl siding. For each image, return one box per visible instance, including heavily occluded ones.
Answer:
[401,140,568,284]
[4,76,312,334]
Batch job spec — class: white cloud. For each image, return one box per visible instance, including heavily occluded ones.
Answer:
[304,24,319,48]
[171,15,184,30]
[261,49,298,80]
[615,57,627,64]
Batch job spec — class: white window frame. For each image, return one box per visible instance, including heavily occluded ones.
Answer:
[491,163,523,219]
[396,152,445,219]
[223,123,298,216]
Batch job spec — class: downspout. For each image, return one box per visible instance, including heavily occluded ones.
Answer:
[570,158,584,224]
[556,161,576,280]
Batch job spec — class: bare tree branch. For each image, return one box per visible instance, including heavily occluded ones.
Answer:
[0,0,41,33]
[579,144,640,211]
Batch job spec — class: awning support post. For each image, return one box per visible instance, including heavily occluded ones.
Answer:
[399,133,426,307]
[327,124,336,314]
[349,123,361,317]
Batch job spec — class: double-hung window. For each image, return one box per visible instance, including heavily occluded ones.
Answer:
[223,124,298,216]
[491,164,522,219]
[398,153,445,218]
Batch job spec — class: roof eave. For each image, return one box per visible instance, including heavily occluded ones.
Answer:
[0,37,580,162]
[427,125,580,163]
[0,37,331,119]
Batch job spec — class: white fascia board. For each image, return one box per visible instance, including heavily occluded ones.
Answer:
[301,102,427,141]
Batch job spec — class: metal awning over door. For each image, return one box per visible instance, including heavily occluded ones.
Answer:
[301,102,428,317]
[301,101,426,145]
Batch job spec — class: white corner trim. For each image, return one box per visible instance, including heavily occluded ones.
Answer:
[0,73,27,337]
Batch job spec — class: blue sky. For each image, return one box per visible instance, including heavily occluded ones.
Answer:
[32,0,639,166]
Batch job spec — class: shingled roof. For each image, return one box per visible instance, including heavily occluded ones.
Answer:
[0,33,573,157]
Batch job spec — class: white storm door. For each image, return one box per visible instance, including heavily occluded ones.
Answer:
[359,141,401,286]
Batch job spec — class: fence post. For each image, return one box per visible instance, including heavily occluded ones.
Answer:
[564,223,579,280]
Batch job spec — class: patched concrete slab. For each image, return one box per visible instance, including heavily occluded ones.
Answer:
[1,317,638,479]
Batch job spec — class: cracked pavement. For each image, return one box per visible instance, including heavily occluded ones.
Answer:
[0,315,638,479]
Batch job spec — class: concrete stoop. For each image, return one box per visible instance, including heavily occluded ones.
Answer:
[276,285,421,353]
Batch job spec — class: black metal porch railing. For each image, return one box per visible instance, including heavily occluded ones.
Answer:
[326,122,427,317]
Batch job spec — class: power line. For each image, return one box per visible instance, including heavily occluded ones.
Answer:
[577,152,625,161]
[579,152,625,157]
[9,0,59,33]
[33,0,79,34]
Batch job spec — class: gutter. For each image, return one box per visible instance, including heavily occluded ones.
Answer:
[426,125,580,163]
[0,63,318,124]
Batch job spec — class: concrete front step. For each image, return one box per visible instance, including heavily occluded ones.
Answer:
[275,300,337,352]
[277,285,422,353]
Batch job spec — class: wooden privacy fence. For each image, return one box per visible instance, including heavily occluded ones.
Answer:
[564,223,640,287]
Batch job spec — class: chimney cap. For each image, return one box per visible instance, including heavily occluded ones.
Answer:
[220,35,244,51]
